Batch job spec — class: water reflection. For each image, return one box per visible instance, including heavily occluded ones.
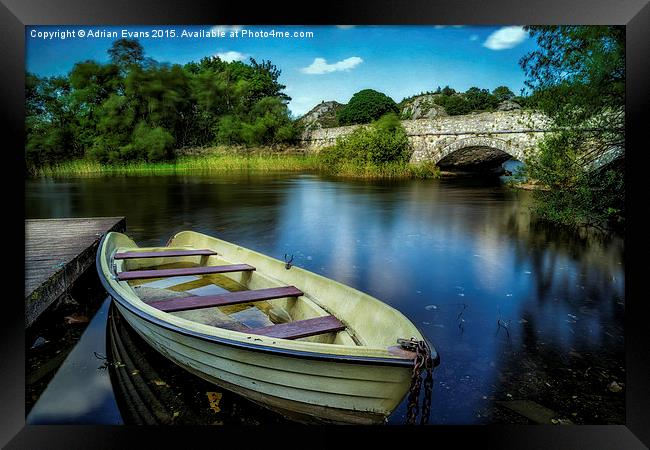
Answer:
[26,299,122,424]
[106,303,287,425]
[26,173,624,424]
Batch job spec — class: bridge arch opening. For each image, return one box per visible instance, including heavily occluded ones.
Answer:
[436,137,521,171]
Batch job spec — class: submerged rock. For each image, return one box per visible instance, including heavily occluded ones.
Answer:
[497,399,569,424]
[64,313,89,325]
[607,381,623,393]
[31,336,49,349]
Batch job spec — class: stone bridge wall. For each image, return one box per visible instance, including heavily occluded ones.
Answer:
[300,110,552,165]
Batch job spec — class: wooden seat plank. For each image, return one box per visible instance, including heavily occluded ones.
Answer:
[117,264,254,281]
[115,249,218,259]
[246,315,346,340]
[147,286,303,312]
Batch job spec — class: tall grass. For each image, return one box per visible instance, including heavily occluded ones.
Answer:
[31,153,321,178]
[29,151,440,180]
[316,160,440,179]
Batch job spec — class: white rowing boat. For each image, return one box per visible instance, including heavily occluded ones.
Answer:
[96,230,438,424]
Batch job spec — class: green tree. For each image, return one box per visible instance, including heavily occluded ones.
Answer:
[125,64,192,142]
[524,132,624,228]
[433,94,471,115]
[184,55,295,147]
[108,39,145,71]
[440,86,456,96]
[68,61,122,150]
[87,93,135,162]
[214,115,242,145]
[520,26,625,229]
[492,86,515,102]
[25,74,80,166]
[26,39,300,166]
[248,58,291,104]
[337,89,399,125]
[240,96,296,145]
[464,87,498,111]
[521,26,624,127]
[130,121,175,161]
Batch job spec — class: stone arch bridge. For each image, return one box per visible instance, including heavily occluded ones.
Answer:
[300,110,553,169]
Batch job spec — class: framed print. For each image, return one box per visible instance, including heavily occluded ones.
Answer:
[3,0,649,448]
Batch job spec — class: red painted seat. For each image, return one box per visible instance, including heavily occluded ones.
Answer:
[147,286,303,312]
[117,264,255,281]
[246,315,346,340]
[114,249,217,259]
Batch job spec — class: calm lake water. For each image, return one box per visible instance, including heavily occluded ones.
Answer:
[25,172,625,425]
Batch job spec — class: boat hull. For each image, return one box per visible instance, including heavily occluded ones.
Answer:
[114,301,410,424]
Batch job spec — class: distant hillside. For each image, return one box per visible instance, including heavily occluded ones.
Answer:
[298,90,524,129]
[399,94,448,120]
[296,101,344,131]
[399,89,523,117]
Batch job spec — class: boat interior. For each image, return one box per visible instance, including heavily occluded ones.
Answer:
[113,248,361,346]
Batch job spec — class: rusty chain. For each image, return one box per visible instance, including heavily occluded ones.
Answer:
[400,337,435,425]
[420,339,434,424]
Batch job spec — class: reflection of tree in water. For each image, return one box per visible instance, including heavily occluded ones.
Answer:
[310,175,414,231]
[508,195,625,310]
[483,196,625,424]
[503,194,623,305]
[29,173,289,247]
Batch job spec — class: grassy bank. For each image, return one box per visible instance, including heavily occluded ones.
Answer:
[31,153,319,177]
[324,160,440,179]
[30,150,441,180]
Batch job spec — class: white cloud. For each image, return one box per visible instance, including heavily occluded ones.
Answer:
[483,26,527,50]
[215,51,247,62]
[300,57,363,75]
[211,25,243,34]
[470,34,479,41]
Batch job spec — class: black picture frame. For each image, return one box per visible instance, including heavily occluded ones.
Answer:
[3,0,649,448]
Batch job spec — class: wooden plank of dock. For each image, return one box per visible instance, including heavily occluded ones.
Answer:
[25,217,126,328]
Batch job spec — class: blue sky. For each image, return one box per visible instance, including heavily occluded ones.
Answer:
[26,25,538,117]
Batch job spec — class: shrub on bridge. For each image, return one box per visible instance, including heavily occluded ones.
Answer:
[319,113,410,167]
[433,94,471,115]
[337,89,399,125]
[464,87,499,111]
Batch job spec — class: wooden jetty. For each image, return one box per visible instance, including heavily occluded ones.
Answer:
[25,217,126,328]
